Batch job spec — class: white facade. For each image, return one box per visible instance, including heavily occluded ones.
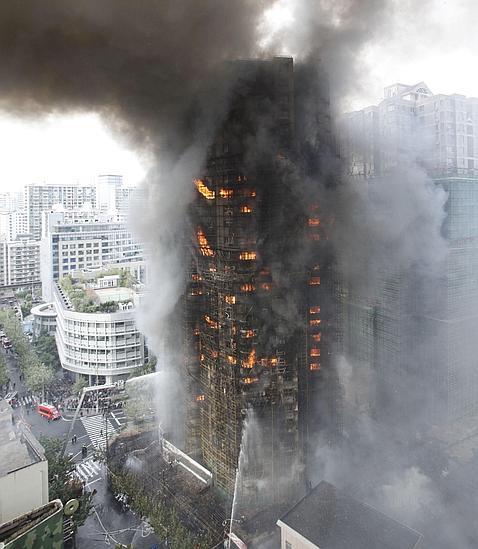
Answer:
[31,302,57,337]
[277,520,318,549]
[0,238,40,287]
[53,283,144,383]
[96,174,123,213]
[0,191,23,212]
[0,209,28,241]
[40,211,144,301]
[24,183,97,240]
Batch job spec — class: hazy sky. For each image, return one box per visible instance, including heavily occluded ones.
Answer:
[0,0,476,192]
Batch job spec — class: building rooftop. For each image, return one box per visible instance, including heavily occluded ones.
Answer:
[278,481,422,549]
[0,400,46,477]
[57,270,139,314]
[0,499,63,546]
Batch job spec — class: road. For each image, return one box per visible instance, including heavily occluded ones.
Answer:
[2,348,157,548]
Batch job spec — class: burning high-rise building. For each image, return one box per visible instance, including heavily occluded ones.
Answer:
[184,57,341,506]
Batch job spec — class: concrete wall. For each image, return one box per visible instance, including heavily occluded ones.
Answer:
[0,460,49,524]
[277,521,318,549]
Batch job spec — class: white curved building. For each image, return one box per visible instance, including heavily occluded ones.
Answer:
[31,302,57,337]
[53,281,144,384]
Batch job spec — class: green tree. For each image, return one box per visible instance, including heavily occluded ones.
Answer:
[0,352,9,389]
[0,310,28,355]
[72,377,88,396]
[34,333,61,370]
[24,359,55,397]
[40,436,94,529]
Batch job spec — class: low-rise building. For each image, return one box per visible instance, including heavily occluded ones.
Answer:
[277,481,422,549]
[54,270,145,384]
[0,400,49,524]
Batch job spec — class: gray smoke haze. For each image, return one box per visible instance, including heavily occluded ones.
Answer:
[262,0,395,109]
[0,0,275,437]
[0,1,471,546]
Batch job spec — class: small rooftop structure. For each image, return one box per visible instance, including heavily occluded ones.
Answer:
[0,400,49,524]
[277,481,423,549]
[0,400,45,478]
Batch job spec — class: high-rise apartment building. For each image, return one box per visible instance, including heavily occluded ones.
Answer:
[341,82,478,178]
[0,191,23,212]
[24,183,96,240]
[0,237,40,287]
[96,174,122,213]
[185,58,339,505]
[342,83,478,425]
[40,210,144,301]
[0,209,29,241]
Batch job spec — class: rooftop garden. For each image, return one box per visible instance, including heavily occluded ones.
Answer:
[59,271,137,313]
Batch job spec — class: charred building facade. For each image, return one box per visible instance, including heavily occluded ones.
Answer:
[184,57,341,502]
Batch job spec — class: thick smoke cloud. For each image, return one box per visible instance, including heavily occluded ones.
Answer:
[0,0,274,436]
[0,2,470,546]
[262,0,394,109]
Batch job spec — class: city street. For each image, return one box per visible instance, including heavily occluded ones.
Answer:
[2,348,153,548]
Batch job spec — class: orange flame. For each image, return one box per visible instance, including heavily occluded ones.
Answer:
[197,227,215,257]
[309,363,321,371]
[242,189,257,198]
[309,277,321,285]
[241,283,255,292]
[242,348,256,369]
[194,178,215,200]
[242,376,259,384]
[204,315,219,329]
[311,333,322,342]
[308,218,321,227]
[240,251,256,260]
[240,205,253,213]
[310,348,321,357]
[225,295,236,305]
[309,306,321,314]
[241,329,255,338]
[227,355,237,365]
[261,357,278,367]
[309,319,321,326]
[219,188,234,199]
[196,394,205,402]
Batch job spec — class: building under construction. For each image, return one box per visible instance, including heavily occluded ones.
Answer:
[184,57,341,509]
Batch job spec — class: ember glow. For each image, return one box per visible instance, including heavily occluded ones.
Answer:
[194,178,215,200]
[242,348,256,369]
[197,226,215,257]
